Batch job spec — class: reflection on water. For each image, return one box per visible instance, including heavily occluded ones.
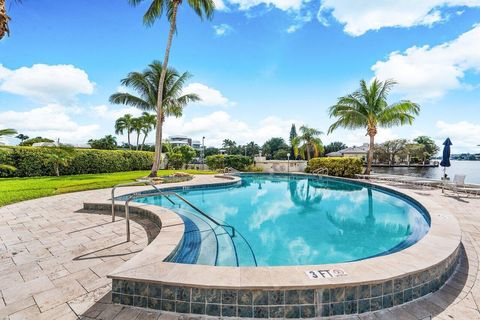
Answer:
[137,174,430,266]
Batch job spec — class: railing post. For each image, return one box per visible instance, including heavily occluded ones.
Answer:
[111,187,116,222]
[125,200,131,242]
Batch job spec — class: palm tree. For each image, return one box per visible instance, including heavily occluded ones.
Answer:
[115,114,134,149]
[127,0,214,176]
[328,79,420,174]
[139,112,156,151]
[293,126,323,160]
[0,0,20,39]
[131,117,144,150]
[0,128,17,141]
[110,61,199,171]
[15,133,29,142]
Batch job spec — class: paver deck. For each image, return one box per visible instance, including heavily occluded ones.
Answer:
[0,175,479,319]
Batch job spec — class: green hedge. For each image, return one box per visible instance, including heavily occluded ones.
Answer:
[205,154,253,171]
[306,157,363,177]
[0,147,154,177]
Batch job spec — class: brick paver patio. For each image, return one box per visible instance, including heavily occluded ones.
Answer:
[0,175,479,319]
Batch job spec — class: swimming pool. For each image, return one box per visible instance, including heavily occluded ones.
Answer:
[132,173,430,267]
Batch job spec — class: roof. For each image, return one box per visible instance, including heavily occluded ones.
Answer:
[326,144,369,157]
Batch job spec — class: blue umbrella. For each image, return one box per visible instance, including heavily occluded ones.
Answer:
[440,138,452,179]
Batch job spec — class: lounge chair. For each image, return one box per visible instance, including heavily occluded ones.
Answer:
[443,175,480,197]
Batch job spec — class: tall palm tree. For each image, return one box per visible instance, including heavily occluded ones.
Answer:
[328,79,420,174]
[0,128,17,138]
[139,112,156,151]
[127,0,214,176]
[115,114,134,149]
[110,61,199,172]
[131,117,144,150]
[0,0,20,40]
[293,126,323,160]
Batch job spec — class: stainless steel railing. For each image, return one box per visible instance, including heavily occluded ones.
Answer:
[111,180,174,222]
[312,167,329,176]
[123,191,236,242]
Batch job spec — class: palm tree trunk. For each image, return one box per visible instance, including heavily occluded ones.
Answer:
[367,133,375,174]
[141,133,147,151]
[306,144,311,161]
[150,1,179,177]
[127,129,132,150]
[136,131,140,151]
[0,0,10,40]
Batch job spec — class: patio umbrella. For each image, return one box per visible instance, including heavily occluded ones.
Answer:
[440,138,452,179]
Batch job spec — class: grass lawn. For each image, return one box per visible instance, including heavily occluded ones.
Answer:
[0,170,215,207]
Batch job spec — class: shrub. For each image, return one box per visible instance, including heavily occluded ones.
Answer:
[166,153,184,170]
[0,164,16,177]
[0,146,154,177]
[245,164,263,172]
[19,137,54,146]
[205,155,252,171]
[306,157,363,178]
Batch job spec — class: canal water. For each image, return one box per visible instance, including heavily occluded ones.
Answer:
[372,160,480,184]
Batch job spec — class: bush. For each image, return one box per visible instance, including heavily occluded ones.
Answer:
[205,155,253,171]
[245,164,263,172]
[166,153,184,170]
[0,147,154,177]
[0,164,16,177]
[306,157,363,178]
[19,137,54,146]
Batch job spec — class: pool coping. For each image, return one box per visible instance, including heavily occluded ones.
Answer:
[83,173,461,291]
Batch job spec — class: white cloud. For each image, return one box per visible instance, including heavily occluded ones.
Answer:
[91,105,144,120]
[371,24,480,100]
[163,111,302,146]
[227,0,304,11]
[213,24,234,36]
[286,11,312,33]
[0,64,95,103]
[317,0,480,36]
[435,120,480,152]
[213,0,228,11]
[0,104,99,142]
[183,83,235,107]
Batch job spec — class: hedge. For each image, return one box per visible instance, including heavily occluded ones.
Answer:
[0,147,154,177]
[306,157,363,178]
[205,154,252,171]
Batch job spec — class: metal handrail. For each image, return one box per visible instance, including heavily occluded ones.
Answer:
[111,180,174,222]
[312,167,329,175]
[124,191,236,242]
[223,167,239,173]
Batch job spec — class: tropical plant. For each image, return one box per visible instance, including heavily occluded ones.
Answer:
[375,139,408,165]
[42,145,75,177]
[176,145,196,165]
[115,114,134,149]
[15,133,29,142]
[293,125,323,160]
[328,79,420,174]
[88,135,118,150]
[413,136,439,161]
[262,137,289,160]
[0,0,21,40]
[127,0,214,176]
[18,136,54,146]
[222,139,237,155]
[0,128,17,137]
[244,141,260,157]
[324,142,347,155]
[139,112,156,150]
[110,61,199,174]
[131,117,144,150]
[289,123,297,157]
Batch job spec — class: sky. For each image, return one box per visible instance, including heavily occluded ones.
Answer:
[0,0,480,153]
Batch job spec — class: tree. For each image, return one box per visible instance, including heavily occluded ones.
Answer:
[244,141,260,157]
[88,135,117,150]
[110,61,199,174]
[127,0,214,176]
[15,133,29,142]
[19,137,53,146]
[324,142,347,155]
[115,114,134,149]
[0,0,21,40]
[289,124,297,157]
[0,128,17,137]
[328,79,420,174]
[131,117,144,150]
[139,112,156,151]
[42,145,75,176]
[379,139,408,165]
[413,136,439,161]
[222,139,237,155]
[273,149,289,160]
[293,125,324,160]
[204,147,219,157]
[176,145,196,165]
[400,143,425,165]
[262,138,289,160]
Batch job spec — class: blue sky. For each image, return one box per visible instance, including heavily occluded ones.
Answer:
[0,0,480,152]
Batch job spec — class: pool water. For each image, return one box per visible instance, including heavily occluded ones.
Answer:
[133,174,430,267]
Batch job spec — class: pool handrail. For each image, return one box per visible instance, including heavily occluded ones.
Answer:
[312,167,329,175]
[123,190,236,242]
[111,180,174,222]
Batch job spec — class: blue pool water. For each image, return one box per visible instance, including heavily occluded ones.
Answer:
[133,174,430,267]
